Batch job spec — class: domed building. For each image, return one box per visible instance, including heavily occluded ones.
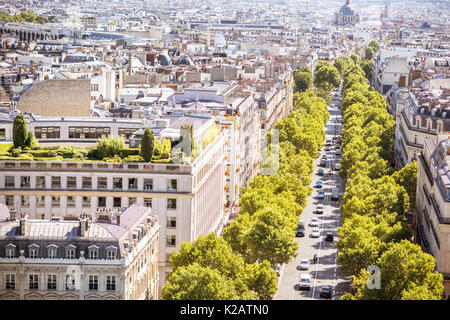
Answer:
[334,0,360,26]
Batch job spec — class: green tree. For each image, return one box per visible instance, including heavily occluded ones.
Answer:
[392,161,418,211]
[345,240,444,300]
[140,127,155,162]
[351,53,362,65]
[245,207,298,265]
[365,46,375,60]
[95,135,125,159]
[368,40,380,53]
[314,63,341,91]
[294,70,312,92]
[13,114,28,148]
[162,263,242,300]
[361,59,373,81]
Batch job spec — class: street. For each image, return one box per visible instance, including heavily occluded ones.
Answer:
[274,87,349,300]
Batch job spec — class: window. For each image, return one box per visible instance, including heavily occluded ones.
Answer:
[144,198,152,208]
[128,178,137,190]
[47,245,58,258]
[167,217,176,229]
[5,244,15,258]
[167,235,176,247]
[88,275,98,291]
[28,244,39,258]
[34,126,60,139]
[82,196,91,207]
[36,176,46,188]
[5,195,14,206]
[106,276,116,291]
[69,127,110,139]
[0,128,5,140]
[36,195,45,207]
[129,197,137,205]
[67,176,77,188]
[65,275,75,291]
[52,196,60,206]
[118,128,134,141]
[21,195,29,207]
[21,176,30,188]
[113,197,121,207]
[88,246,99,259]
[113,177,122,189]
[91,83,99,91]
[144,178,153,190]
[47,274,57,290]
[106,246,117,260]
[82,177,92,189]
[98,197,106,207]
[51,176,61,188]
[168,179,177,191]
[167,198,177,209]
[4,176,14,188]
[67,196,76,207]
[66,245,76,259]
[5,274,15,290]
[97,177,107,189]
[29,274,39,290]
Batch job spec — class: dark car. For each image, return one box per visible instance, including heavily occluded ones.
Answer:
[316,180,323,188]
[325,232,334,241]
[320,159,327,167]
[318,168,324,176]
[320,285,332,298]
[296,223,305,237]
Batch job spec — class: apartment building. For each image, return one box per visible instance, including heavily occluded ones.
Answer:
[416,135,450,298]
[0,205,160,300]
[392,87,450,167]
[0,129,226,293]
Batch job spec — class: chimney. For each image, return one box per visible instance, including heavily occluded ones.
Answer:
[117,214,121,226]
[9,208,17,221]
[19,213,28,236]
[79,214,87,236]
[128,51,133,74]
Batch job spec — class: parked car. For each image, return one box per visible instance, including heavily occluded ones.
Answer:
[296,222,305,237]
[320,159,327,167]
[317,190,325,199]
[298,259,310,271]
[273,264,281,277]
[315,180,323,188]
[311,229,320,238]
[310,217,319,227]
[318,168,324,176]
[320,285,332,298]
[322,154,328,160]
[335,148,341,155]
[325,232,334,241]
[324,146,330,151]
[316,204,324,214]
[299,274,311,290]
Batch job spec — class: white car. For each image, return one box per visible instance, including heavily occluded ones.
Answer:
[299,274,311,290]
[316,204,324,214]
[298,259,310,270]
[311,229,320,238]
[310,217,319,227]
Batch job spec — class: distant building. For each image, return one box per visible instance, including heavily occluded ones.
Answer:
[0,205,160,300]
[334,0,360,27]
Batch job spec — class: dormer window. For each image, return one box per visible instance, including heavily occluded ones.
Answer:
[66,245,76,259]
[28,244,39,258]
[5,243,16,258]
[88,245,99,259]
[47,244,58,259]
[106,246,118,260]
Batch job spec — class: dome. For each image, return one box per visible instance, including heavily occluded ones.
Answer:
[339,4,356,15]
